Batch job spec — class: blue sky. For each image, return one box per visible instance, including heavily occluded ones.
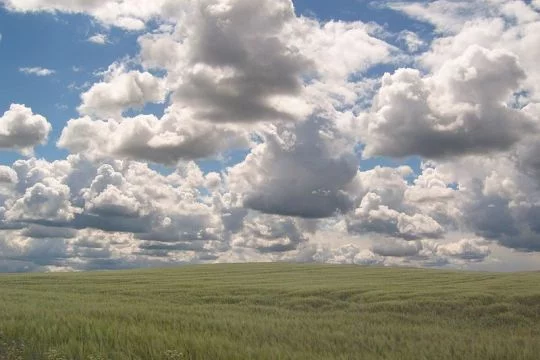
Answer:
[1,0,540,272]
[0,1,426,172]
[0,9,141,163]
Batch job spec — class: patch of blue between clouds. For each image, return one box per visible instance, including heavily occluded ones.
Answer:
[294,0,435,35]
[197,149,253,174]
[0,8,141,164]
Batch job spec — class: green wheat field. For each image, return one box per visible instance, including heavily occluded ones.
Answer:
[0,264,539,359]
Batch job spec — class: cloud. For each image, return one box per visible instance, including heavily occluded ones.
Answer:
[290,236,491,267]
[162,0,314,124]
[398,30,425,52]
[347,166,446,240]
[87,33,109,45]
[5,177,77,222]
[361,45,535,159]
[0,156,234,270]
[0,104,52,155]
[58,107,250,164]
[435,238,491,262]
[21,225,77,239]
[136,0,392,126]
[0,166,17,184]
[229,117,358,218]
[0,153,521,270]
[391,0,540,103]
[3,0,540,272]
[378,0,540,253]
[19,67,55,76]
[372,239,422,257]
[231,214,308,253]
[387,1,494,33]
[78,63,167,118]
[2,0,170,30]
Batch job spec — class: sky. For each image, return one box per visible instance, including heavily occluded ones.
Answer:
[1,0,540,273]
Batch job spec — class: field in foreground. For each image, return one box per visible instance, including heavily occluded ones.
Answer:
[0,264,539,360]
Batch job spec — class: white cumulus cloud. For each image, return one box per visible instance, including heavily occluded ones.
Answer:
[0,104,52,155]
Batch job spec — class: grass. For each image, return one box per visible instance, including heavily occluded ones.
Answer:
[0,264,539,359]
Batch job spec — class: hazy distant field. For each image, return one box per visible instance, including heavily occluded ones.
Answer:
[0,264,539,359]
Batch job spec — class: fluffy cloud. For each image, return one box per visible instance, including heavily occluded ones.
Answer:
[289,236,491,267]
[229,117,358,218]
[3,0,540,272]
[231,214,308,253]
[78,64,167,118]
[158,0,314,124]
[347,166,447,240]
[0,156,232,270]
[0,153,522,270]
[136,0,392,126]
[58,107,249,165]
[0,166,17,184]
[47,0,393,163]
[435,238,491,262]
[388,1,495,33]
[378,0,540,253]
[350,191,444,240]
[394,0,540,103]
[5,177,77,222]
[2,0,172,30]
[361,45,535,159]
[286,18,393,82]
[0,104,52,155]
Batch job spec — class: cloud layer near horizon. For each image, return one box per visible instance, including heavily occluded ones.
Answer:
[1,0,540,272]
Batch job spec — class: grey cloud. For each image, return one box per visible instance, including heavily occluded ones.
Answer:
[347,167,445,240]
[3,0,540,272]
[361,46,535,159]
[372,239,422,257]
[56,0,395,168]
[12,238,71,267]
[436,239,491,262]
[0,259,45,273]
[291,244,386,266]
[291,238,491,268]
[23,215,150,234]
[21,225,77,239]
[230,117,358,218]
[167,0,314,124]
[232,214,308,253]
[435,155,540,252]
[139,241,207,252]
